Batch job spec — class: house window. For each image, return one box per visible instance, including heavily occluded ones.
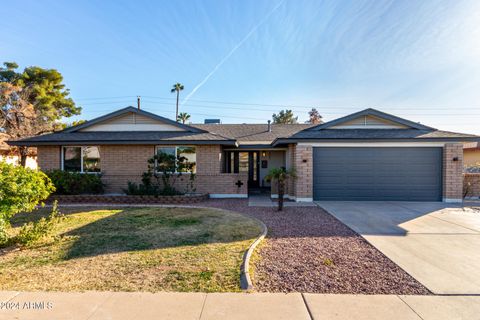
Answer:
[155,146,196,173]
[62,146,101,173]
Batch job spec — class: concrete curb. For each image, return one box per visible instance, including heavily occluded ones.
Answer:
[240,218,268,291]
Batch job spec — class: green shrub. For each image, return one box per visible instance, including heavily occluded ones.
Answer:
[125,181,160,196]
[322,258,335,267]
[0,218,8,246]
[0,161,55,245]
[16,201,64,246]
[46,170,104,195]
[124,152,195,196]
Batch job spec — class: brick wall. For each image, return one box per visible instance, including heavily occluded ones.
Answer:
[196,145,222,174]
[36,144,247,196]
[443,143,464,202]
[101,145,154,193]
[293,144,313,200]
[464,173,480,199]
[37,146,61,170]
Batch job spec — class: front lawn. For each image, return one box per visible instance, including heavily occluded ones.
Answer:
[0,207,262,292]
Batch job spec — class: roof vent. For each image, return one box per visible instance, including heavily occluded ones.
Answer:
[204,119,221,124]
[267,120,271,132]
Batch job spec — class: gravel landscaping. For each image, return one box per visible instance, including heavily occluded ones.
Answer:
[204,199,430,295]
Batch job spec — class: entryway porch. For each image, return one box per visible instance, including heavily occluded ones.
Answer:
[223,147,287,197]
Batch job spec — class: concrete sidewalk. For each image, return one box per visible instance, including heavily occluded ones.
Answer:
[1,291,479,320]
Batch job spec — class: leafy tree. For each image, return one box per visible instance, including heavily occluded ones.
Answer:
[177,112,191,124]
[171,83,184,123]
[272,109,298,124]
[307,108,323,124]
[60,119,87,129]
[265,167,296,211]
[0,161,55,245]
[0,62,81,166]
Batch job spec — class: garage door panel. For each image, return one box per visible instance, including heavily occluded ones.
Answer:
[313,147,442,201]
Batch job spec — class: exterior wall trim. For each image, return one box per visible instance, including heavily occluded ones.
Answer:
[272,194,296,200]
[209,194,248,198]
[296,197,313,202]
[298,142,447,147]
[443,198,463,203]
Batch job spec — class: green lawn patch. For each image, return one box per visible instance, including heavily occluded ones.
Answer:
[0,207,262,292]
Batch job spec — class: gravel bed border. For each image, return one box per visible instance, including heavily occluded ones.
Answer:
[240,218,268,291]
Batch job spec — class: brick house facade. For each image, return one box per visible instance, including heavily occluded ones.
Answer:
[13,107,477,202]
[37,144,248,196]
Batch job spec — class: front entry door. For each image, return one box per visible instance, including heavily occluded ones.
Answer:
[227,151,260,188]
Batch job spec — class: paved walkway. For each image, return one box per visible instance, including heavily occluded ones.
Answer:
[317,201,480,295]
[1,291,479,320]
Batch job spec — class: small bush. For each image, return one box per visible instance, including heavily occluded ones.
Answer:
[0,218,8,246]
[322,258,335,267]
[16,201,64,246]
[125,181,160,196]
[46,170,104,195]
[124,153,192,196]
[0,161,55,245]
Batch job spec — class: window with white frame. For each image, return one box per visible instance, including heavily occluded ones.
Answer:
[155,146,196,173]
[62,146,101,173]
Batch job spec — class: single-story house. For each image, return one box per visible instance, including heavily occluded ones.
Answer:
[463,142,480,168]
[8,107,480,203]
[0,133,37,169]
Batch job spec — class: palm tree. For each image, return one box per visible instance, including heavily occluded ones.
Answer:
[265,167,296,211]
[171,83,184,122]
[177,112,191,124]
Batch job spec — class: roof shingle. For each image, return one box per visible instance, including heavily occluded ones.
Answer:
[191,123,315,143]
[8,131,236,146]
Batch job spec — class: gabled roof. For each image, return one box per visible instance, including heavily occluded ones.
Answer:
[308,108,435,131]
[8,107,479,147]
[8,107,236,146]
[63,106,206,133]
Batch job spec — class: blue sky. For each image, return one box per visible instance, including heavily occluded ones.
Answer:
[2,0,480,133]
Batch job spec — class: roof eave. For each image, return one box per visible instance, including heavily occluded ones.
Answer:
[272,137,480,146]
[7,140,237,146]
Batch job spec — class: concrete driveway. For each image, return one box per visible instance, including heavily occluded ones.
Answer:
[316,201,480,295]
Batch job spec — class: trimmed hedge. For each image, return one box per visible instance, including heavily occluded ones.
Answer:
[46,170,104,195]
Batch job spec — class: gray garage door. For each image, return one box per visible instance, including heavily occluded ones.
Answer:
[313,147,442,201]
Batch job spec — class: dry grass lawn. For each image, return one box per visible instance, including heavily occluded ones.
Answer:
[0,206,262,292]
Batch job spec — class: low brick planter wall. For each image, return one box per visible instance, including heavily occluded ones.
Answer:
[47,194,209,204]
[464,173,480,199]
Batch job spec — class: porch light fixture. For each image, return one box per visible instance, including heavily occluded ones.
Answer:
[262,151,267,157]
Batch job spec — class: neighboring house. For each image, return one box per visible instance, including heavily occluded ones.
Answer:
[463,142,480,168]
[0,133,37,169]
[8,107,480,203]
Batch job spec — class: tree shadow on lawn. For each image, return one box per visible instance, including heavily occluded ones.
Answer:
[59,207,262,260]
